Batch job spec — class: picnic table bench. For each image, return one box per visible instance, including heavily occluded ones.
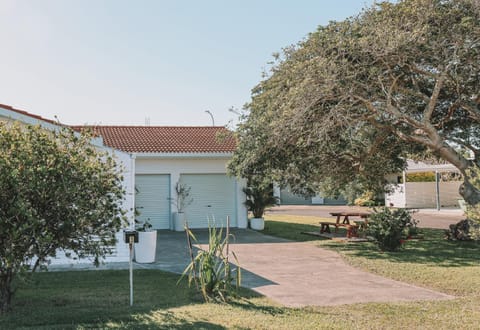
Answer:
[319,211,370,238]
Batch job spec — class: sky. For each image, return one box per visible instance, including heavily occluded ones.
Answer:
[0,0,373,127]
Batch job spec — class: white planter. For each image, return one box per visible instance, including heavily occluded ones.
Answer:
[135,231,157,263]
[174,212,186,232]
[250,217,264,230]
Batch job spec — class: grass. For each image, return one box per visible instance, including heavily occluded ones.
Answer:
[3,213,480,329]
[261,214,343,241]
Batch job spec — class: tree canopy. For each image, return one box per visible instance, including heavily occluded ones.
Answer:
[229,0,480,206]
[0,123,126,313]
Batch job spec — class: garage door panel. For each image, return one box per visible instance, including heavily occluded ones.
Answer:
[135,174,170,230]
[180,174,237,228]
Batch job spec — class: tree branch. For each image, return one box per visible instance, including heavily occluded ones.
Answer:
[424,70,448,122]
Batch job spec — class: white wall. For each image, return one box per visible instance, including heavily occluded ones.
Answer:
[385,184,406,207]
[49,148,135,265]
[135,156,248,229]
[405,181,462,208]
[386,181,462,209]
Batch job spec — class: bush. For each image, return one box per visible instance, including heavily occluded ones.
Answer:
[405,172,436,182]
[365,208,415,252]
[181,222,241,302]
[354,191,376,206]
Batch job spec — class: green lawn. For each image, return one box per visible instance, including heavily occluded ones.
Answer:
[3,214,480,329]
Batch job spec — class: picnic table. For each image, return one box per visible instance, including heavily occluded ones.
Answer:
[320,211,371,238]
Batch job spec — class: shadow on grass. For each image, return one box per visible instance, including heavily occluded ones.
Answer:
[326,228,480,267]
[263,220,480,268]
[1,269,215,328]
[229,299,286,317]
[101,310,228,330]
[262,220,336,242]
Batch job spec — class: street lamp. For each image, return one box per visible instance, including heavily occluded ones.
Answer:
[205,110,215,126]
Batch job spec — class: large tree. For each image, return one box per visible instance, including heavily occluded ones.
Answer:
[0,123,126,313]
[229,0,480,206]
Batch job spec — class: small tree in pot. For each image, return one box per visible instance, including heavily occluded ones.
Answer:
[243,180,278,230]
[170,181,193,231]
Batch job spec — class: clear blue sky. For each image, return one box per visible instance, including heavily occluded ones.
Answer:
[0,1,373,126]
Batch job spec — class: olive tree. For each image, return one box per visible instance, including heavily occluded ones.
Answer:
[229,0,480,207]
[0,123,126,313]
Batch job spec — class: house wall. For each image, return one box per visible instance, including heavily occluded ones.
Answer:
[135,157,248,229]
[386,181,462,209]
[385,184,406,207]
[404,181,462,208]
[49,149,135,265]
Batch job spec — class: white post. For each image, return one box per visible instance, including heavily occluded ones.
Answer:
[435,171,440,211]
[129,236,134,306]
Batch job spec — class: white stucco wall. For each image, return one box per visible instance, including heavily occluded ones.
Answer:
[385,181,462,209]
[49,148,135,265]
[135,155,248,229]
[404,181,462,208]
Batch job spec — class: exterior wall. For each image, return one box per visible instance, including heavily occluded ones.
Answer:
[49,148,134,265]
[404,181,462,208]
[135,157,248,229]
[278,187,346,205]
[385,184,406,207]
[280,188,312,205]
[386,181,462,208]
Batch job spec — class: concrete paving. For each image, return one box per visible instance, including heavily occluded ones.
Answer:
[266,205,464,229]
[225,238,452,307]
[50,210,456,307]
[120,228,451,307]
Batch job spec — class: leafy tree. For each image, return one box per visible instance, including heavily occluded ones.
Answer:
[0,123,126,313]
[229,0,480,207]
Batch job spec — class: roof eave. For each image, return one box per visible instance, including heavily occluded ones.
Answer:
[132,151,233,159]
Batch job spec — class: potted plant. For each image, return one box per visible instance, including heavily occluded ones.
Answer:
[243,183,278,230]
[170,181,193,232]
[134,216,157,263]
[133,187,157,263]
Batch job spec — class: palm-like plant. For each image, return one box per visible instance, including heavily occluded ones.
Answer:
[243,184,279,218]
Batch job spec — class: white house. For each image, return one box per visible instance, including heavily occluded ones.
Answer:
[81,126,248,230]
[385,160,462,209]
[0,104,135,265]
[1,103,247,266]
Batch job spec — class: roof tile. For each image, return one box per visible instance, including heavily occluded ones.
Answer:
[74,126,236,153]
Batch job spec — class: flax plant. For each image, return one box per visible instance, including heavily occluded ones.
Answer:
[180,217,241,302]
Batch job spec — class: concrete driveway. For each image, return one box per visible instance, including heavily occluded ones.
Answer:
[266,205,464,229]
[146,229,452,307]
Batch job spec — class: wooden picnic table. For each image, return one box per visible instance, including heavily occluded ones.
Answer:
[330,211,370,225]
[319,211,371,238]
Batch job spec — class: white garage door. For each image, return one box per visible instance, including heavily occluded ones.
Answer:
[135,174,171,230]
[180,174,237,228]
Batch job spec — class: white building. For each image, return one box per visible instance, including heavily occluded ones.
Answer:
[385,160,462,209]
[0,103,247,266]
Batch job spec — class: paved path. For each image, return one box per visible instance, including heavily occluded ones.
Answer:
[227,239,452,307]
[171,229,453,307]
[266,205,464,229]
[52,228,453,307]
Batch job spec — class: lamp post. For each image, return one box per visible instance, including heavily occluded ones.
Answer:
[205,110,215,126]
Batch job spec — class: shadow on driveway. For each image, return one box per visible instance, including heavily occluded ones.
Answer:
[145,229,453,307]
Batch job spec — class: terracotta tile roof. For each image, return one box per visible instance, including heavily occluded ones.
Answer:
[0,103,60,126]
[73,126,236,153]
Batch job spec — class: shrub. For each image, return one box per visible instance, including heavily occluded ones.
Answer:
[354,191,376,206]
[405,172,436,182]
[181,221,241,302]
[365,208,415,252]
[243,182,278,218]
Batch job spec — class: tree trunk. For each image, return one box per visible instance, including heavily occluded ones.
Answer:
[460,164,480,207]
[0,272,14,314]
